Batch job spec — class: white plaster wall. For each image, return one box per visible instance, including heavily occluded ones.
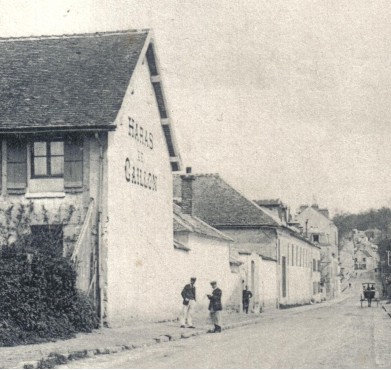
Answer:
[171,232,243,315]
[278,231,317,305]
[259,259,278,309]
[105,58,178,325]
[177,233,240,312]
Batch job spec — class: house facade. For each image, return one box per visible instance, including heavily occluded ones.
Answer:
[295,205,340,299]
[0,30,184,327]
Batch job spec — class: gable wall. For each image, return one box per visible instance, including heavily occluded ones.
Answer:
[297,207,339,248]
[221,228,277,260]
[105,55,178,325]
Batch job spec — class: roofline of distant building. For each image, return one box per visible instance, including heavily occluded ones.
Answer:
[214,223,319,249]
[214,224,279,229]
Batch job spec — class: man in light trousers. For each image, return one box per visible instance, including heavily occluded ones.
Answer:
[180,277,196,328]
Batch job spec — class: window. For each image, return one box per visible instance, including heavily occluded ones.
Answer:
[313,259,316,272]
[31,141,64,178]
[362,258,366,262]
[312,234,319,243]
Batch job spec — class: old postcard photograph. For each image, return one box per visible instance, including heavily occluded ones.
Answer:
[0,0,390,368]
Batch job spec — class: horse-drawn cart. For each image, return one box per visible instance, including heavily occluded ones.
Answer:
[360,282,379,308]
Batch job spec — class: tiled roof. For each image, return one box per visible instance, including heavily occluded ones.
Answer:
[173,174,280,227]
[0,30,148,131]
[173,204,232,241]
[0,30,182,171]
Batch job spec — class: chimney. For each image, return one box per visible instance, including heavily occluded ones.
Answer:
[319,209,330,219]
[181,167,195,215]
[311,203,319,210]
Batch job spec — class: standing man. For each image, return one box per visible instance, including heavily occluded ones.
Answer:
[207,281,222,333]
[180,277,196,328]
[242,285,253,314]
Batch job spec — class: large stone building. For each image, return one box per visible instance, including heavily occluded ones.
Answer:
[174,172,321,308]
[0,29,184,326]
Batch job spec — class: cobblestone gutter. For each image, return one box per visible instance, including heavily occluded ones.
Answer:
[18,317,263,369]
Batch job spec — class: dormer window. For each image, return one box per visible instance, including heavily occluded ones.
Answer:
[31,141,64,178]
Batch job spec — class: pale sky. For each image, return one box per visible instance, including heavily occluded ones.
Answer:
[1,0,391,215]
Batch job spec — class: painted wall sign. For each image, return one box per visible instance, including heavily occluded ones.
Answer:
[125,116,157,192]
[128,117,153,150]
[124,158,157,191]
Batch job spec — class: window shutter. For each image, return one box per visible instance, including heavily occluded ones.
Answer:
[64,138,83,190]
[7,138,27,193]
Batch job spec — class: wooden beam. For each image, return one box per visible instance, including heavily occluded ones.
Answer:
[170,156,180,163]
[150,75,161,83]
[161,118,170,126]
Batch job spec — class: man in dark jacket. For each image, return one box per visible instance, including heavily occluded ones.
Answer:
[180,277,196,328]
[207,281,222,333]
[242,285,253,314]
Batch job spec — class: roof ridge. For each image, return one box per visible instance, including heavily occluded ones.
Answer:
[0,29,149,43]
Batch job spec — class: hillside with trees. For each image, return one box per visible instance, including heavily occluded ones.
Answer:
[333,207,391,239]
[333,207,391,271]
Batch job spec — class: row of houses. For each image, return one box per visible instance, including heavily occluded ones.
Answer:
[352,230,380,271]
[174,172,341,310]
[0,29,341,328]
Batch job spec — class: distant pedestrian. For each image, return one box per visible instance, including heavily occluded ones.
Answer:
[207,281,222,333]
[242,285,253,314]
[180,277,196,328]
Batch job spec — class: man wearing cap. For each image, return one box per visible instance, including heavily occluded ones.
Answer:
[207,281,222,333]
[180,277,197,328]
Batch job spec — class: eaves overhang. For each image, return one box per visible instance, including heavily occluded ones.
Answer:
[0,125,116,135]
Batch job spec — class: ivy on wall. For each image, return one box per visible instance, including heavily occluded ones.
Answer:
[0,200,98,346]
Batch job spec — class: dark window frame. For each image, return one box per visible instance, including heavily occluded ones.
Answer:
[31,140,64,179]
